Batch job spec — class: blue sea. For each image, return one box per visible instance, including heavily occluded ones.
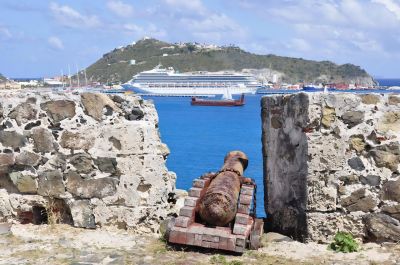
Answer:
[150,79,400,218]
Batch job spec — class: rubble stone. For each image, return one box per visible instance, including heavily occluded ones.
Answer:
[30,128,55,153]
[364,214,400,243]
[0,131,27,149]
[8,102,38,125]
[41,100,76,123]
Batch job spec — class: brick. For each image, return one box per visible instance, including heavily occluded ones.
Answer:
[210,242,219,249]
[240,186,254,196]
[188,187,203,198]
[233,223,247,235]
[186,231,195,245]
[194,234,202,246]
[237,204,251,215]
[179,206,195,218]
[193,179,207,188]
[169,229,187,245]
[175,216,193,228]
[242,184,254,189]
[239,194,252,205]
[201,240,211,248]
[235,213,249,225]
[203,234,220,243]
[184,196,199,207]
[218,236,228,250]
[235,246,245,253]
[236,236,246,247]
[215,226,232,234]
[227,237,236,251]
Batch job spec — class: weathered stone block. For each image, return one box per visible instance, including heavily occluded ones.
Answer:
[60,130,94,151]
[381,203,400,221]
[80,93,120,121]
[15,151,41,167]
[70,200,96,229]
[364,213,400,243]
[68,153,94,174]
[381,178,400,202]
[0,154,14,175]
[9,172,37,194]
[30,128,55,153]
[360,94,380,105]
[37,170,65,197]
[341,111,364,128]
[360,175,380,186]
[377,112,400,133]
[94,157,117,174]
[8,102,38,125]
[0,131,27,149]
[66,171,118,199]
[348,157,365,171]
[388,95,400,105]
[340,188,377,212]
[41,100,76,123]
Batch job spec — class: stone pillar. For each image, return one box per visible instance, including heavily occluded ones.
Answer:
[261,93,309,241]
[262,93,400,243]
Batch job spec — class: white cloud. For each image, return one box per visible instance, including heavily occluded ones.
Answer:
[287,38,311,52]
[0,26,12,39]
[123,23,142,33]
[121,23,167,39]
[107,1,134,18]
[373,0,400,19]
[48,36,64,50]
[163,0,205,13]
[49,2,101,28]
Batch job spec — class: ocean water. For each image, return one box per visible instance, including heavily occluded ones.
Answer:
[376,78,400,87]
[150,79,400,218]
[152,95,265,216]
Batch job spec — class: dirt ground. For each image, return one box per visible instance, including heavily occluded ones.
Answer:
[0,224,399,265]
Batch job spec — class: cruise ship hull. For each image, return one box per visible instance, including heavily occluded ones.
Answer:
[122,84,257,95]
[123,64,261,96]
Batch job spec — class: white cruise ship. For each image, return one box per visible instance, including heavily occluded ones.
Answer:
[122,64,262,95]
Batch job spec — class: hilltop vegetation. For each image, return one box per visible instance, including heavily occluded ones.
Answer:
[0,73,7,82]
[85,38,373,85]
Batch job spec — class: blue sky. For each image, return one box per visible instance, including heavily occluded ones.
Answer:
[1,0,400,78]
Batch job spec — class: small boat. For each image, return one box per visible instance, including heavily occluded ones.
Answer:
[302,84,324,92]
[191,89,245,106]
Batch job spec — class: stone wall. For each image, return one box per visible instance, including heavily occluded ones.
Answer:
[0,91,176,233]
[262,92,400,243]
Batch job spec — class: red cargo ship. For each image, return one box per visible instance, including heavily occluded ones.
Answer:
[191,93,245,106]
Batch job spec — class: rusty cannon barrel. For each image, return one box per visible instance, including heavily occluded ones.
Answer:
[198,151,248,226]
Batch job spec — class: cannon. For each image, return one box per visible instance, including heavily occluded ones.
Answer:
[167,151,263,253]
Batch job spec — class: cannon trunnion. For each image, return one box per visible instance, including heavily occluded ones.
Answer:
[167,151,263,253]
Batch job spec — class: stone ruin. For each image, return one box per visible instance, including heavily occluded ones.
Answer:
[0,91,176,233]
[262,92,400,243]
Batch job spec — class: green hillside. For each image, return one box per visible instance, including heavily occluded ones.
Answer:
[0,73,7,82]
[85,38,373,85]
